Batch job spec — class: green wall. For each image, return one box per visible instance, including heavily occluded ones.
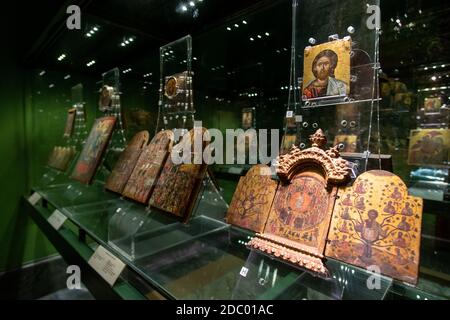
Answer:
[0,51,57,273]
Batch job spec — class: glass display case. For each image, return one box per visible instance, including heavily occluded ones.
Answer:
[21,0,450,300]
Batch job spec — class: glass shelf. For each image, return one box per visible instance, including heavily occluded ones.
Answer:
[233,250,392,300]
[29,179,448,299]
[34,180,117,208]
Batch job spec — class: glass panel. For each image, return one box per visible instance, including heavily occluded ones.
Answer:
[106,173,229,261]
[159,35,195,130]
[35,181,116,208]
[232,251,392,300]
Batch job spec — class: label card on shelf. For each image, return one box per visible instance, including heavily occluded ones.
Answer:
[286,111,294,118]
[47,209,67,230]
[88,246,126,287]
[240,266,249,277]
[28,192,42,206]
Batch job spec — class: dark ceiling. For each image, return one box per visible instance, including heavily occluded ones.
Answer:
[8,0,450,92]
[20,0,281,72]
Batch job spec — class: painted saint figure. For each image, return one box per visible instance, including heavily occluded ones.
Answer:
[342,194,352,206]
[397,217,411,231]
[401,202,414,216]
[391,187,402,200]
[356,210,386,260]
[303,50,348,99]
[383,201,396,215]
[356,197,366,211]
[393,232,407,248]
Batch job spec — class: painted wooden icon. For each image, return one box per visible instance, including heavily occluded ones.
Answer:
[302,39,351,100]
[48,146,76,172]
[242,108,253,129]
[325,170,423,284]
[63,108,76,138]
[226,164,278,233]
[105,131,149,194]
[408,129,450,167]
[70,116,116,184]
[248,129,350,276]
[333,134,357,152]
[424,97,442,113]
[163,71,193,113]
[280,134,298,155]
[122,130,174,203]
[149,128,209,222]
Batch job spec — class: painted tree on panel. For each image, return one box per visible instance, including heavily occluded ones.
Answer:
[326,170,422,284]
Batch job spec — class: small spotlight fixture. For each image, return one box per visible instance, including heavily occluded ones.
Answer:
[86,60,96,67]
[57,53,67,61]
[85,25,100,38]
[120,36,136,47]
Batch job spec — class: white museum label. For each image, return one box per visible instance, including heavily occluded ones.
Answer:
[240,266,249,277]
[286,110,294,118]
[28,192,42,206]
[88,246,126,287]
[47,209,67,230]
[295,115,303,123]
